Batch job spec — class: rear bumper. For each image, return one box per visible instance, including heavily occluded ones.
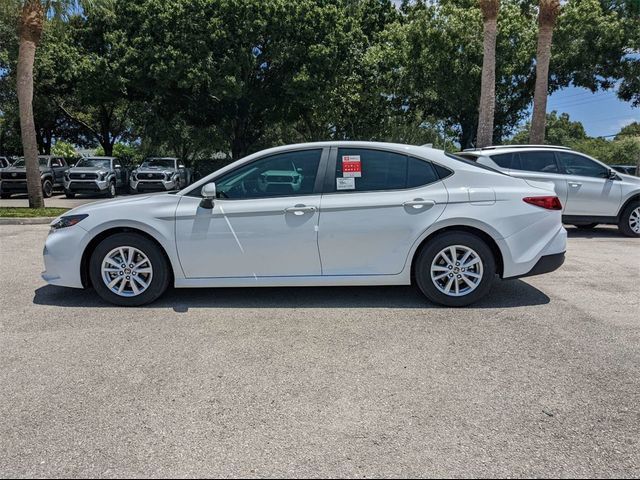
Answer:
[512,252,565,279]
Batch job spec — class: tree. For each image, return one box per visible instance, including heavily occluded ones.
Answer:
[530,0,561,144]
[476,0,500,148]
[16,0,46,207]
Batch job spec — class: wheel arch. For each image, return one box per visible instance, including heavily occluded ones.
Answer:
[409,224,505,281]
[618,193,640,219]
[80,226,176,288]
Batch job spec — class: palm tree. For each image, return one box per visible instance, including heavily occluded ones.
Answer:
[530,0,561,145]
[476,0,500,148]
[13,0,92,208]
[16,0,46,208]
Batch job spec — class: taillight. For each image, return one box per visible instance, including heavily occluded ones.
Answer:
[523,196,562,210]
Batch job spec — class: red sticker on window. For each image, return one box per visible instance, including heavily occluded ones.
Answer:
[342,155,361,178]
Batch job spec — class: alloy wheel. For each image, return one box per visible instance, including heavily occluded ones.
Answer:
[101,246,153,297]
[630,207,640,234]
[430,245,484,297]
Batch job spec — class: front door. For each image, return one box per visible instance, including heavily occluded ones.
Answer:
[555,151,622,216]
[175,148,326,278]
[318,147,448,276]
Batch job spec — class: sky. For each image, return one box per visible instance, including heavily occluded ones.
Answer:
[545,86,640,138]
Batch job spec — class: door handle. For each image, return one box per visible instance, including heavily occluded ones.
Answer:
[569,182,582,188]
[284,205,316,215]
[403,199,436,209]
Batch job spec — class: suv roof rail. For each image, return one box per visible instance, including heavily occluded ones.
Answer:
[463,144,572,152]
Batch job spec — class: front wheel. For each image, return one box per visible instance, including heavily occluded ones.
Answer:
[42,179,53,198]
[414,232,496,307]
[618,202,640,237]
[89,233,171,306]
[105,181,116,198]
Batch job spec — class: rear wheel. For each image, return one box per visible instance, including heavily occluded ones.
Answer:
[618,202,640,237]
[42,179,53,198]
[89,233,170,306]
[414,232,496,307]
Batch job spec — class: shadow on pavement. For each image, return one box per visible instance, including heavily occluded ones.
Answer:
[34,278,550,311]
[565,226,623,239]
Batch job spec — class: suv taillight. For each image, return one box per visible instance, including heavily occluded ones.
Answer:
[523,196,562,210]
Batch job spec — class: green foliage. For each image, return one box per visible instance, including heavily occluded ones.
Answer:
[1,0,638,156]
[51,140,77,158]
[95,143,143,165]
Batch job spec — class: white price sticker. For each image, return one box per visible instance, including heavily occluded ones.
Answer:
[336,177,356,190]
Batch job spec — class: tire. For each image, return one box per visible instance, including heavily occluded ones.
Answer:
[42,179,53,198]
[89,232,171,306]
[105,181,116,198]
[414,231,497,307]
[573,223,598,230]
[618,202,640,237]
[64,190,75,199]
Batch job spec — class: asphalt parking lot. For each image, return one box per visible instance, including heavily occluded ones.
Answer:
[0,225,638,478]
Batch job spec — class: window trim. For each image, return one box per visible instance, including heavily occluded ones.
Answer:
[185,147,329,200]
[322,146,444,195]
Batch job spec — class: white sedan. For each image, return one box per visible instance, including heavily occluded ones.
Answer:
[42,142,567,307]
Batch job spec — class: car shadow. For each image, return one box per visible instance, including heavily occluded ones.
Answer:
[565,225,623,239]
[33,278,550,311]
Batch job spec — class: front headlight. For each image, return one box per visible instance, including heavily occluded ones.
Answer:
[50,214,88,232]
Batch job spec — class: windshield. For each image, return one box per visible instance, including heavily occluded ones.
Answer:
[141,158,175,169]
[75,158,111,169]
[13,158,48,167]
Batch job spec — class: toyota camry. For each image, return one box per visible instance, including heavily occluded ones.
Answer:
[42,142,567,307]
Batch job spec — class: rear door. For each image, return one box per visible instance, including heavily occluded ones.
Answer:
[493,151,569,209]
[317,147,448,276]
[555,151,622,216]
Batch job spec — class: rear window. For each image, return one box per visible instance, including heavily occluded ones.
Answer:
[515,151,559,173]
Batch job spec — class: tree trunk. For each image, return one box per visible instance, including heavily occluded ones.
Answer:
[17,1,44,208]
[476,1,499,148]
[530,0,560,145]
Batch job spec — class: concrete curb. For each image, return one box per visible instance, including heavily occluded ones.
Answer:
[0,217,55,225]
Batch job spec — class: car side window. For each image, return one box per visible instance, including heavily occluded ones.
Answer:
[556,152,609,178]
[513,151,559,173]
[51,158,61,167]
[334,149,439,193]
[489,153,512,168]
[213,149,322,199]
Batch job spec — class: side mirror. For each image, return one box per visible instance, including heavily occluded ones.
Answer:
[200,182,216,209]
[179,164,185,169]
[114,164,121,168]
[608,169,619,180]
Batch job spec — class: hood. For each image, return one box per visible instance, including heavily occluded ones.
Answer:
[65,192,178,216]
[136,165,175,172]
[618,172,640,185]
[70,166,105,173]
[3,165,45,173]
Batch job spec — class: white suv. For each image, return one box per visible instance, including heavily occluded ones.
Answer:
[458,146,640,237]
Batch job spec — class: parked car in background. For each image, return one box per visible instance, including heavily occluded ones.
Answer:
[458,145,640,237]
[64,156,128,198]
[129,157,192,193]
[0,155,69,198]
[611,164,638,176]
[43,142,566,307]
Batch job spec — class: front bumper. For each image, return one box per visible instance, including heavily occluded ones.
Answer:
[0,179,28,193]
[130,177,177,192]
[64,178,109,193]
[42,224,87,288]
